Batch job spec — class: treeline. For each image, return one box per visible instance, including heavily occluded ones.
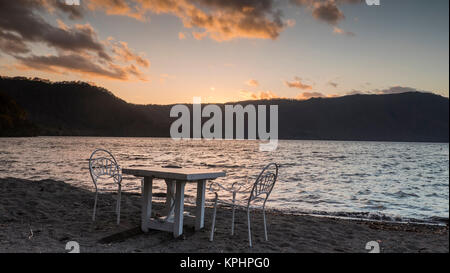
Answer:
[0,76,448,142]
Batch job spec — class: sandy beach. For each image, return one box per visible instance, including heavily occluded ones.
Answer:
[0,177,448,253]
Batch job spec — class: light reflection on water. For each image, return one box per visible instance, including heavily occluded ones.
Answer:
[0,137,448,224]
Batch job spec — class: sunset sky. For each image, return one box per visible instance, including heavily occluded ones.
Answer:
[0,0,448,104]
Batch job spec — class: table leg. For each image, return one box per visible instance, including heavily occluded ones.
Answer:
[195,180,206,230]
[165,179,176,221]
[141,176,153,232]
[173,181,186,238]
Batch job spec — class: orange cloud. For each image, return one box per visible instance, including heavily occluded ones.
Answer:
[193,31,208,40]
[85,0,291,41]
[245,79,259,87]
[86,0,145,20]
[296,91,326,100]
[111,41,150,68]
[296,91,340,100]
[333,26,355,36]
[240,90,279,100]
[284,77,313,90]
[178,32,186,40]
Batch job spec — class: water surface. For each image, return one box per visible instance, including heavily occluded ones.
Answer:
[0,137,448,224]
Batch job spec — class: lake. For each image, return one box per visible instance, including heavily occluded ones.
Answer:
[0,137,448,224]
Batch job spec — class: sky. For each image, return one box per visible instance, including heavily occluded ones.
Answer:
[0,0,448,104]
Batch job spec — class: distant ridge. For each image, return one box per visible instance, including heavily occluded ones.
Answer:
[0,76,448,142]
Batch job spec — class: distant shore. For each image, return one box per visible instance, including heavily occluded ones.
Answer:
[0,177,448,253]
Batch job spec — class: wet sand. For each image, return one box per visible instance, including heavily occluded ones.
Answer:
[0,178,448,253]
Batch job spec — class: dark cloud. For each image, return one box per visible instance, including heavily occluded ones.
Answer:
[0,0,107,58]
[312,1,344,25]
[0,31,30,54]
[328,81,338,88]
[291,0,362,26]
[0,0,149,81]
[16,53,146,80]
[43,0,84,20]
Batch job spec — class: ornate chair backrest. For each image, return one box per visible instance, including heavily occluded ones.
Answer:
[89,149,121,188]
[248,163,278,207]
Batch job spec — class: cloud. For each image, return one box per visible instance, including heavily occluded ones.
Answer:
[15,53,147,81]
[328,81,338,88]
[240,90,279,100]
[312,0,344,25]
[333,26,355,36]
[347,86,430,96]
[0,1,111,58]
[0,0,149,81]
[296,91,327,100]
[193,31,208,40]
[111,41,150,68]
[0,31,30,54]
[86,0,145,20]
[284,77,313,90]
[178,32,186,40]
[374,86,428,95]
[245,79,259,87]
[42,0,84,20]
[291,0,362,34]
[84,0,291,41]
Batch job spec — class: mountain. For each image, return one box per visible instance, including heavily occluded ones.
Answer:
[0,76,448,142]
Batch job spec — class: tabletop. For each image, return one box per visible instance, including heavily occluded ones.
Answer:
[122,167,226,181]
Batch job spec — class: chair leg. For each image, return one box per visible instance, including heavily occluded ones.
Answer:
[92,190,98,222]
[209,193,218,242]
[247,208,252,247]
[263,208,268,241]
[231,192,236,235]
[116,184,121,225]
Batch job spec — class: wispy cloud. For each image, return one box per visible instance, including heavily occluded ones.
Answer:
[178,32,186,40]
[245,79,260,87]
[333,26,355,36]
[328,81,339,88]
[240,90,279,100]
[296,91,326,100]
[347,86,433,96]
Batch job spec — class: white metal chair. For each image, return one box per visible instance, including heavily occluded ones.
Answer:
[209,163,279,247]
[89,149,122,225]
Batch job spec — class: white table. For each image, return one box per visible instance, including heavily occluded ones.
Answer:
[122,167,226,238]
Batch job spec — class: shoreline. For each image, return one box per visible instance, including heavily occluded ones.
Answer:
[1,177,448,253]
[264,208,449,227]
[1,135,449,145]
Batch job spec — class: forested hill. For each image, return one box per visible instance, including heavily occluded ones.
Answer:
[0,76,448,142]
